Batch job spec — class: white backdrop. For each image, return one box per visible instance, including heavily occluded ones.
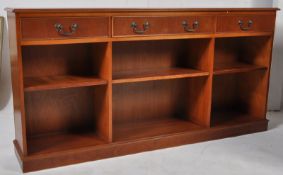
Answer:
[270,0,283,110]
[0,0,280,116]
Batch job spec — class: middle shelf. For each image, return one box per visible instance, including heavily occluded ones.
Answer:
[24,75,107,91]
[112,38,212,84]
[213,36,270,75]
[213,62,267,75]
[22,42,111,91]
[113,67,209,84]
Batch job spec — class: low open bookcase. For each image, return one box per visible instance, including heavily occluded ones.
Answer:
[7,8,278,172]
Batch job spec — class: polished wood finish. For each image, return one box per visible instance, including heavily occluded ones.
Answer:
[7,11,28,156]
[113,118,203,142]
[25,87,102,137]
[28,132,106,155]
[214,63,267,75]
[112,16,215,37]
[24,75,107,91]
[21,17,109,40]
[22,43,108,77]
[112,39,211,85]
[214,36,271,75]
[217,14,275,33]
[16,119,268,172]
[5,8,279,13]
[112,68,209,84]
[7,8,277,172]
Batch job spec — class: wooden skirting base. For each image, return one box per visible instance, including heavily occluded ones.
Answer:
[15,120,268,173]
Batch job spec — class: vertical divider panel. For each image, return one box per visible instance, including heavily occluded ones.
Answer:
[207,38,215,127]
[186,38,215,127]
[92,42,113,142]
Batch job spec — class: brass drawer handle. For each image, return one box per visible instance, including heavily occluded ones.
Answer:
[182,20,199,32]
[54,23,79,36]
[131,21,150,34]
[238,20,253,31]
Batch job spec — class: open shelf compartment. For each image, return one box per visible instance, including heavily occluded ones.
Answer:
[25,86,109,155]
[22,43,110,91]
[214,36,271,75]
[113,77,210,142]
[211,71,269,126]
[112,38,212,84]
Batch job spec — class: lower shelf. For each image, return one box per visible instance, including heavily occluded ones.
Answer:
[26,113,264,156]
[27,132,106,155]
[16,117,268,172]
[211,109,263,126]
[113,118,202,142]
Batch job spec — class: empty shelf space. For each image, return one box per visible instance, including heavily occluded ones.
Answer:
[113,118,203,142]
[27,131,106,155]
[214,62,267,75]
[112,68,209,84]
[24,75,107,91]
[211,110,264,127]
[113,39,212,84]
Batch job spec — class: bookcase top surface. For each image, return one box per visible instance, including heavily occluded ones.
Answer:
[5,8,279,13]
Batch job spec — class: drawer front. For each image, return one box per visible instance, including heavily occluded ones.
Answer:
[112,16,215,37]
[21,17,109,40]
[217,15,275,33]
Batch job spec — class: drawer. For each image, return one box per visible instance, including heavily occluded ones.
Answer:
[21,17,109,40]
[112,16,215,37]
[217,15,275,33]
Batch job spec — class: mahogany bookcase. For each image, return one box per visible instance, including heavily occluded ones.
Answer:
[6,8,278,172]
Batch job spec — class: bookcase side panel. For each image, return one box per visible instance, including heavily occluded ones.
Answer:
[8,13,27,155]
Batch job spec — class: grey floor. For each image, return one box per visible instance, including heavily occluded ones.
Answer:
[1,111,283,175]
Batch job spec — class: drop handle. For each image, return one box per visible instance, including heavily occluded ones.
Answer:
[238,20,253,31]
[131,21,150,34]
[182,20,199,32]
[54,23,79,36]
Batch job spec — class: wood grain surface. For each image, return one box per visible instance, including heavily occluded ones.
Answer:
[6,8,277,172]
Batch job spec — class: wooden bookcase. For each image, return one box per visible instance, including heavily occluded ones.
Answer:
[6,8,278,172]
